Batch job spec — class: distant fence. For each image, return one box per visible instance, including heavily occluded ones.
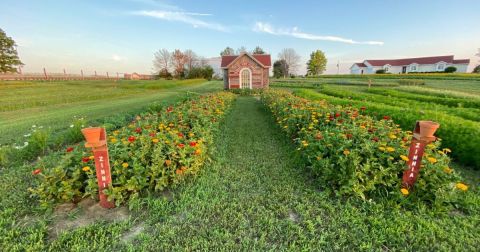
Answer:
[0,68,156,81]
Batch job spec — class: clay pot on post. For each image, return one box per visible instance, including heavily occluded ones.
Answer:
[81,127,102,144]
[419,121,440,138]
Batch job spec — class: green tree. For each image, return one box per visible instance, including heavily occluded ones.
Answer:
[472,65,480,73]
[306,50,327,76]
[220,47,235,56]
[273,59,288,78]
[0,28,23,73]
[202,65,214,80]
[252,46,265,54]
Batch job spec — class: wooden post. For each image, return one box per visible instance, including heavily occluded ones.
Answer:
[106,72,109,80]
[43,67,48,80]
[94,70,97,80]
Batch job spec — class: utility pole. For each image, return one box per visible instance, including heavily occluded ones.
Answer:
[43,67,48,80]
[81,69,84,80]
[337,60,340,75]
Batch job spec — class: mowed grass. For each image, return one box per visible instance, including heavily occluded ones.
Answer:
[1,97,479,250]
[0,79,222,145]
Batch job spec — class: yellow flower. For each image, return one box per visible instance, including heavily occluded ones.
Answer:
[456,183,468,191]
[188,132,195,137]
[303,143,309,147]
[152,138,159,143]
[386,147,395,152]
[122,162,129,168]
[378,147,385,151]
[400,188,409,196]
[316,156,322,160]
[110,138,118,143]
[113,130,120,136]
[443,167,453,174]
[89,155,94,160]
[343,149,350,155]
[388,134,397,139]
[427,144,435,149]
[400,155,409,162]
[427,157,437,164]
[82,166,90,172]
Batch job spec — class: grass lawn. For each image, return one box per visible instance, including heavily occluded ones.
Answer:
[0,79,222,145]
[3,96,478,251]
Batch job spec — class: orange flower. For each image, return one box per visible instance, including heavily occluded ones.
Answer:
[175,169,183,175]
[165,160,172,166]
[32,168,42,175]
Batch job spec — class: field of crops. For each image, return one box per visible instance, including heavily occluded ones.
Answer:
[1,78,479,250]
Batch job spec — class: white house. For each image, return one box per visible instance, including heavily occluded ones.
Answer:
[350,55,470,74]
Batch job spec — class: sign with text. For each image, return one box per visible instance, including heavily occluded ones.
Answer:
[402,139,426,188]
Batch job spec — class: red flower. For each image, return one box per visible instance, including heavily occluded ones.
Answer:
[361,106,366,111]
[189,141,197,147]
[32,168,42,175]
[372,137,379,142]
[315,133,323,140]
[178,133,184,138]
[346,133,353,139]
[149,132,156,137]
[82,157,90,163]
[335,112,341,118]
[178,143,185,148]
[166,106,173,113]
[128,136,136,143]
[338,119,344,124]
[383,116,391,120]
[135,127,142,133]
[66,147,74,153]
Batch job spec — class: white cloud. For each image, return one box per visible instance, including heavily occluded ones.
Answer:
[253,22,384,45]
[112,54,126,61]
[132,10,227,32]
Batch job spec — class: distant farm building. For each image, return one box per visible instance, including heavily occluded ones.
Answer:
[350,55,470,74]
[124,72,154,80]
[221,53,271,89]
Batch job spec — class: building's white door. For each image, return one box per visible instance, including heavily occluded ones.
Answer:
[240,68,251,89]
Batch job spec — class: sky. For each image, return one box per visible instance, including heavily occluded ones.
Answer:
[1,0,479,75]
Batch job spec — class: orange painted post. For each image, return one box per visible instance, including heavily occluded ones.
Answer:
[402,121,440,188]
[81,127,115,208]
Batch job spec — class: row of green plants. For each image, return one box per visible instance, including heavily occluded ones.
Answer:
[294,89,480,169]
[366,88,480,109]
[271,79,399,87]
[29,92,236,207]
[307,73,480,81]
[317,85,480,122]
[261,89,475,211]
[396,85,479,99]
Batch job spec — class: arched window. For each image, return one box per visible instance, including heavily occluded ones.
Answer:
[240,68,251,89]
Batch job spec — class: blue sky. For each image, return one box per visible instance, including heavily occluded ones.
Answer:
[1,0,479,74]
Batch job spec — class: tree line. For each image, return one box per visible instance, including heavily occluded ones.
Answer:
[153,49,214,80]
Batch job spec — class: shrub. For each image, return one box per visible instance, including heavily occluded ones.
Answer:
[472,65,480,74]
[30,92,236,207]
[261,89,472,210]
[376,69,386,74]
[444,66,457,73]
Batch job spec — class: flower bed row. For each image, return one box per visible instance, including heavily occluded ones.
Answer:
[30,92,236,207]
[261,89,470,209]
[294,88,480,169]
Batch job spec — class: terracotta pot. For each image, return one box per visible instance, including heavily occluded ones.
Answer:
[419,121,439,138]
[81,127,102,144]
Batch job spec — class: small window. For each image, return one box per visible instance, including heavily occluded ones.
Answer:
[437,64,445,70]
[411,65,417,71]
[384,66,389,72]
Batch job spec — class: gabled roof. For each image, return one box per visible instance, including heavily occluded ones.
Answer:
[220,53,271,68]
[363,55,469,66]
[353,62,367,68]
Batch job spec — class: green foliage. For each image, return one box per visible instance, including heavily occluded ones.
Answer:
[186,66,214,80]
[252,46,265,54]
[220,47,235,56]
[294,88,480,169]
[306,50,327,76]
[229,88,264,96]
[397,79,425,85]
[0,28,23,73]
[30,92,236,207]
[263,89,472,209]
[158,68,172,79]
[444,66,457,73]
[376,69,386,74]
[273,59,288,78]
[473,65,480,73]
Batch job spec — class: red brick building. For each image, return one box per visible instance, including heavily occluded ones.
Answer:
[221,53,271,89]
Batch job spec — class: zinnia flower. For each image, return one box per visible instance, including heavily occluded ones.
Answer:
[194,149,202,155]
[82,166,90,172]
[152,138,159,143]
[189,141,197,147]
[386,147,395,152]
[66,147,74,153]
[400,155,409,162]
[175,169,183,175]
[165,160,172,166]
[89,155,94,160]
[383,116,391,120]
[427,157,437,164]
[443,167,453,174]
[343,149,350,155]
[456,183,468,191]
[32,168,42,175]
[178,143,185,148]
[82,157,90,163]
[122,163,129,168]
[400,188,409,196]
[135,127,142,133]
[128,136,136,143]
